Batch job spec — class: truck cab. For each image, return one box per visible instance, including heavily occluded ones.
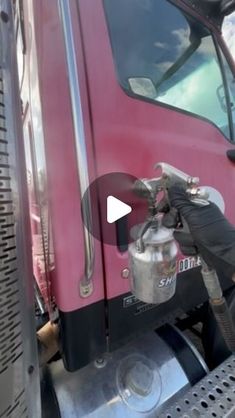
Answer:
[12,0,235,415]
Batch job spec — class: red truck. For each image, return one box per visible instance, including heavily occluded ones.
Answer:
[1,0,235,417]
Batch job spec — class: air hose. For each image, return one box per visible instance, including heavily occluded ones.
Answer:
[201,260,235,353]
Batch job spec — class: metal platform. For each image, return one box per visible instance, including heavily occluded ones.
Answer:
[160,355,235,418]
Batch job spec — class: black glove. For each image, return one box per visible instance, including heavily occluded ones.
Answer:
[163,185,235,277]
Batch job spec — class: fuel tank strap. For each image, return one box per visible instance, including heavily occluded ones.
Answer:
[157,324,207,385]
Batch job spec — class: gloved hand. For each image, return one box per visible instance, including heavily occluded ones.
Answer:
[163,185,235,277]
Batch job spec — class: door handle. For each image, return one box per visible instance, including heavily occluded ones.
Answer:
[227,149,235,163]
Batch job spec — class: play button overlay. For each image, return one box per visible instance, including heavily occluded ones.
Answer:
[107,196,132,224]
[81,172,150,246]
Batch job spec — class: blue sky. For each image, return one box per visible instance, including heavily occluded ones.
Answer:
[223,12,235,57]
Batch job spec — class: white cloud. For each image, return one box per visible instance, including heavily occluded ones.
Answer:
[171,28,214,57]
[154,41,167,49]
[222,12,235,59]
[154,61,174,71]
[172,28,190,53]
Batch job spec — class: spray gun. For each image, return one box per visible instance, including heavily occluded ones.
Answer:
[129,162,235,353]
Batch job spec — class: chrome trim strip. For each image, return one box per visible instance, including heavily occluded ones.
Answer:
[58,0,94,297]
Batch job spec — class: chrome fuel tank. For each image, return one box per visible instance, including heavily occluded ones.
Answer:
[46,325,207,417]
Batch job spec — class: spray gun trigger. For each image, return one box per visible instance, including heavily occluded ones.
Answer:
[162,208,179,229]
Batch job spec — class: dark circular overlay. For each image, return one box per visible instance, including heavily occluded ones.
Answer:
[81,172,150,247]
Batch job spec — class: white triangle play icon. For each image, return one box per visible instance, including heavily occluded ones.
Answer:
[107,195,132,224]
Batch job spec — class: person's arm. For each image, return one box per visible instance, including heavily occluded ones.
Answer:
[163,185,235,278]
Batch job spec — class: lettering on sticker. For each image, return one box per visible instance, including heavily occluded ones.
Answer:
[178,256,201,273]
[158,274,176,288]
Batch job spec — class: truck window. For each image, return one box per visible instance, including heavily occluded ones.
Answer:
[219,48,235,139]
[104,0,233,140]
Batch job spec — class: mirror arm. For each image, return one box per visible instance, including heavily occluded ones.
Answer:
[221,0,235,15]
[155,39,201,93]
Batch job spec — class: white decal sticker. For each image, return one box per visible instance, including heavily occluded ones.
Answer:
[178,256,201,273]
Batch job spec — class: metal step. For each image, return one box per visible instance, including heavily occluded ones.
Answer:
[160,355,235,418]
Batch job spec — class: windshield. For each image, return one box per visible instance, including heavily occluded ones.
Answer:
[219,46,235,139]
[104,0,234,141]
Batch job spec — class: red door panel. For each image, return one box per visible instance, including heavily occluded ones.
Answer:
[79,0,235,300]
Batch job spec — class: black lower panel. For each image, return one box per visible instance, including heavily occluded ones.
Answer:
[59,268,233,371]
[59,300,106,372]
[107,267,234,349]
